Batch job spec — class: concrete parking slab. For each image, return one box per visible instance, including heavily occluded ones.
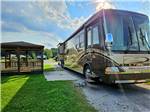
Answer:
[44,70,80,81]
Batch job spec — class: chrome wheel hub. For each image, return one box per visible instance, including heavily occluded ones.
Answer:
[85,68,91,79]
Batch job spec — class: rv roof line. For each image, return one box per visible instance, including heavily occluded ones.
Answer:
[63,9,147,44]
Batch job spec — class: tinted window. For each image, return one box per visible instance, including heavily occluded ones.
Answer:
[75,36,79,49]
[79,33,84,48]
[133,15,150,51]
[87,29,92,47]
[105,11,150,51]
[93,26,99,45]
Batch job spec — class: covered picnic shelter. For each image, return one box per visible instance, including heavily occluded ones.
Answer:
[1,41,44,75]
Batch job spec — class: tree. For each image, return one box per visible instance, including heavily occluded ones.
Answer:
[44,48,58,59]
[51,48,58,58]
[44,49,52,59]
[31,52,36,59]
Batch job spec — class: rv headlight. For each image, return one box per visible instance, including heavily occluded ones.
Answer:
[111,67,119,72]
[105,67,119,73]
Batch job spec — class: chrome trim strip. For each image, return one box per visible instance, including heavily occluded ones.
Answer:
[115,80,146,84]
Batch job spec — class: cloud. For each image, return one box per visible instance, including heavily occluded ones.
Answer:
[92,0,116,12]
[1,1,69,48]
[138,0,150,18]
[2,20,30,32]
[34,1,86,30]
[92,0,150,19]
[2,30,62,48]
[2,1,87,32]
[4,21,63,47]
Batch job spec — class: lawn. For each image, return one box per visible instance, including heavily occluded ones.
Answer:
[1,75,97,112]
[44,64,55,71]
[44,58,57,71]
[147,80,150,85]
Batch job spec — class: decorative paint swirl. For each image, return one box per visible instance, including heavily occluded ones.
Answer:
[123,57,150,64]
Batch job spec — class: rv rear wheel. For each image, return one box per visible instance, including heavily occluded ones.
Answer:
[84,65,94,82]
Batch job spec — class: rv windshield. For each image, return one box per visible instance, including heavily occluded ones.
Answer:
[105,11,150,52]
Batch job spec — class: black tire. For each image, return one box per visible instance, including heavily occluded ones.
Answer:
[60,60,64,68]
[84,65,94,82]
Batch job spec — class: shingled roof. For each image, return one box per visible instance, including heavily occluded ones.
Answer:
[1,41,44,49]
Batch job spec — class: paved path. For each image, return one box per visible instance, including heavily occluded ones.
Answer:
[44,65,81,81]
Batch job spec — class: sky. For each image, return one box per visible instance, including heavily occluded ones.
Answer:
[1,0,150,48]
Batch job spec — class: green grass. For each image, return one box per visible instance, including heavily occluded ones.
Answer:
[147,82,150,85]
[49,58,57,63]
[44,58,57,71]
[44,64,55,71]
[146,79,150,85]
[1,75,29,110]
[1,75,97,112]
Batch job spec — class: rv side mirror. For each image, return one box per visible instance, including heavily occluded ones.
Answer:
[58,43,65,55]
[105,33,113,49]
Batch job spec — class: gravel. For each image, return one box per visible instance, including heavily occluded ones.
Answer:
[81,83,150,112]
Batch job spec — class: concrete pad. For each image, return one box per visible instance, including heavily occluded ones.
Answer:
[44,70,80,81]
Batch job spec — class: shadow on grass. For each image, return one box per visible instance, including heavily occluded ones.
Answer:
[1,75,28,84]
[2,75,97,112]
[2,75,48,112]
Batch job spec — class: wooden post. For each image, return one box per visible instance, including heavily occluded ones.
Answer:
[17,49,20,73]
[9,52,11,68]
[5,51,6,68]
[41,49,44,73]
[26,51,28,67]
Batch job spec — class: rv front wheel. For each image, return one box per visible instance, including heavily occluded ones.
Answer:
[84,65,94,82]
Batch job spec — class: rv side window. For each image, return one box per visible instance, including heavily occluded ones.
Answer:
[75,36,79,49]
[58,44,64,54]
[87,29,92,47]
[79,33,84,48]
[92,25,99,45]
[64,42,68,54]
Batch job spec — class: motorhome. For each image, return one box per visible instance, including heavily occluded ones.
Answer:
[58,9,150,84]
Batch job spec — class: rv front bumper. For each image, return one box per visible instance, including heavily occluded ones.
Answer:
[105,66,150,83]
[115,79,147,84]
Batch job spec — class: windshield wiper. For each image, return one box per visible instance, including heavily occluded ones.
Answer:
[128,26,133,45]
[139,28,150,51]
[139,28,145,45]
[125,26,133,52]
